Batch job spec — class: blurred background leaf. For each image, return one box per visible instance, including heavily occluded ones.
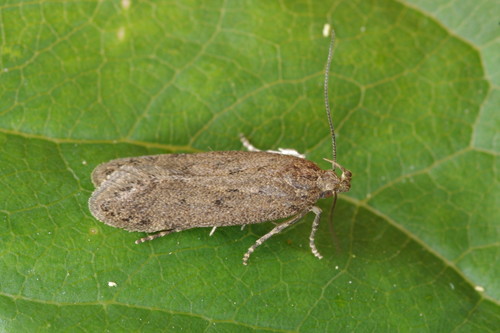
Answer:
[0,0,498,331]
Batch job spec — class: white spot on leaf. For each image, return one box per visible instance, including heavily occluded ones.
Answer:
[323,23,331,37]
[121,0,131,9]
[117,27,126,41]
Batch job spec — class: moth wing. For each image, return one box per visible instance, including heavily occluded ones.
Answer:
[91,151,308,186]
[89,159,319,232]
[89,165,165,232]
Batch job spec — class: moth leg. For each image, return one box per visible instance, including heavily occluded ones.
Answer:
[242,209,309,265]
[309,206,324,259]
[239,134,262,152]
[135,230,174,244]
[239,134,305,159]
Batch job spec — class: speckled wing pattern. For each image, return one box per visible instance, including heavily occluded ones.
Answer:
[88,151,326,233]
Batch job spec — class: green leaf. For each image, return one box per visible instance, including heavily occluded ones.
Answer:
[0,0,498,331]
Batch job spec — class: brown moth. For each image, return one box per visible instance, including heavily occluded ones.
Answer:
[88,27,351,265]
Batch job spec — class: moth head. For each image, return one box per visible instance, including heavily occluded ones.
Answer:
[319,166,352,197]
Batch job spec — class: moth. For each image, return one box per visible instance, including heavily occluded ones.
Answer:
[88,27,352,265]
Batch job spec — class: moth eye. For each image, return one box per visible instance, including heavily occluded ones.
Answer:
[320,191,333,198]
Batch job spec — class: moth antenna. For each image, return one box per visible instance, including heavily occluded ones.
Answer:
[323,26,337,170]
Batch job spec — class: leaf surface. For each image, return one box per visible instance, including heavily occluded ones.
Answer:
[0,0,498,331]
